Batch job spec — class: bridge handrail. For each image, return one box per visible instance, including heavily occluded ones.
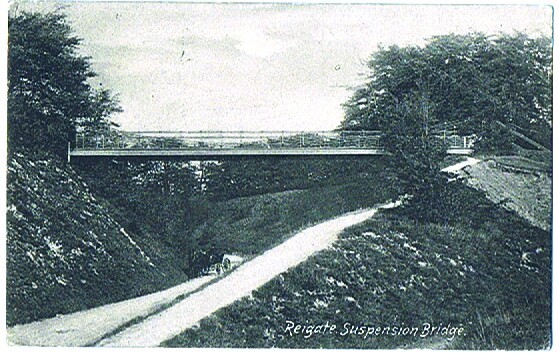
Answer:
[73,130,474,151]
[74,130,384,151]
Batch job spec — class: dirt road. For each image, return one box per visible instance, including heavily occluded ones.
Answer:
[7,203,396,347]
[98,202,402,347]
[441,157,480,173]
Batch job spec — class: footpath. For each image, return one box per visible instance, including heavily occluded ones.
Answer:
[97,203,401,347]
[7,275,215,346]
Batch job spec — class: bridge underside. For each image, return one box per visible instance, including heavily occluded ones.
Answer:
[69,147,472,161]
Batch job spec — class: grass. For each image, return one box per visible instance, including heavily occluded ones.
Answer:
[163,182,551,350]
[463,157,551,232]
[191,178,397,257]
[490,155,551,174]
[513,147,552,165]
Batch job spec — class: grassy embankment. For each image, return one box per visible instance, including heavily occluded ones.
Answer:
[192,177,396,257]
[164,159,551,350]
[6,153,188,326]
[461,153,551,232]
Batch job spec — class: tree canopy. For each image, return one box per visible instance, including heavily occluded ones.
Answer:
[8,11,121,157]
[342,32,552,151]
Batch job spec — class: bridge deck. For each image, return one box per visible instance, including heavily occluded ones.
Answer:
[69,148,388,159]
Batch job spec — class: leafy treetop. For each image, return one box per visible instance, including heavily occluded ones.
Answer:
[342,32,552,151]
[8,11,121,158]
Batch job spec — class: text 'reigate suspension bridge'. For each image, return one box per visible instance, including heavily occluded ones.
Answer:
[68,130,474,161]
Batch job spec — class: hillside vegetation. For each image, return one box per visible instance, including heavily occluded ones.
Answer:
[75,157,396,277]
[6,153,188,326]
[164,181,551,350]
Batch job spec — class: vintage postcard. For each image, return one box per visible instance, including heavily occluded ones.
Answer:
[5,0,553,350]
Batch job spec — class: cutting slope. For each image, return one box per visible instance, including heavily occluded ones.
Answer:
[6,153,187,326]
[461,158,551,231]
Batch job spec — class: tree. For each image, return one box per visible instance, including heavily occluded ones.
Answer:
[342,86,376,130]
[78,89,122,136]
[379,92,447,199]
[374,90,449,222]
[8,11,121,157]
[341,32,552,151]
[485,33,553,149]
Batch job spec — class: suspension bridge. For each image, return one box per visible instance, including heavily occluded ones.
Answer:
[68,130,474,161]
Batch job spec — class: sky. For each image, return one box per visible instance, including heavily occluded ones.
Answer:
[17,1,553,132]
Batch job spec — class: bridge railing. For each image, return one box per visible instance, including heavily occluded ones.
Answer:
[441,133,475,149]
[73,130,474,151]
[74,131,384,150]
